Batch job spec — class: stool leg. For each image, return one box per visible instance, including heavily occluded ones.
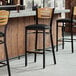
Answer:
[34,30,38,62]
[62,23,64,49]
[4,37,11,76]
[71,24,74,53]
[18,56,20,59]
[25,29,27,66]
[43,30,45,69]
[50,29,56,64]
[56,21,58,52]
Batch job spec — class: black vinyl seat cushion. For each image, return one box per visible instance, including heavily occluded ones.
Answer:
[57,18,76,23]
[26,24,50,30]
[0,32,4,37]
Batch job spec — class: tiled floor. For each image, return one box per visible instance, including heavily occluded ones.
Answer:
[1,36,76,76]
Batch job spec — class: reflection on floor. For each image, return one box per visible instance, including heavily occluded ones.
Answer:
[1,36,76,76]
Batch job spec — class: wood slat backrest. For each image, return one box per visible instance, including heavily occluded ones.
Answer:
[73,6,76,15]
[0,10,9,26]
[37,8,53,19]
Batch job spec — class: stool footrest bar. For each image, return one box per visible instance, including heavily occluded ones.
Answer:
[27,51,43,54]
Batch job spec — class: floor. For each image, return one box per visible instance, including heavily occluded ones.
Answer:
[1,36,76,76]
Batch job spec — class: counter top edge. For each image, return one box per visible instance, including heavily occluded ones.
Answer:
[9,9,70,18]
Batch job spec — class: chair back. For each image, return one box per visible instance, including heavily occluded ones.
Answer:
[0,10,9,26]
[36,7,54,26]
[73,6,76,15]
[37,8,54,19]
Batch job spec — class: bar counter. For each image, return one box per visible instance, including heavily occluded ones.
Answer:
[0,9,70,60]
[9,9,70,18]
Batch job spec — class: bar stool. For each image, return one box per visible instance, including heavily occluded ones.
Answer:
[25,7,56,68]
[0,10,11,76]
[56,6,76,53]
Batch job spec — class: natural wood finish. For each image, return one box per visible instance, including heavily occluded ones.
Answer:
[38,8,53,19]
[73,7,76,15]
[0,10,9,26]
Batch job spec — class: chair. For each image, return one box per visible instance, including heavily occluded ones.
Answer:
[25,7,56,68]
[0,10,11,76]
[56,6,76,53]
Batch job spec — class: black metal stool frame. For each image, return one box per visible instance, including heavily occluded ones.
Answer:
[56,6,76,53]
[0,10,11,76]
[4,24,11,76]
[25,8,56,69]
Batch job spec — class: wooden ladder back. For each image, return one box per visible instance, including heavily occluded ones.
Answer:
[73,6,76,15]
[0,10,9,26]
[37,7,54,19]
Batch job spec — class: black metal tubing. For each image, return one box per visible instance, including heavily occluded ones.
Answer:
[56,21,58,52]
[43,29,45,68]
[56,21,74,53]
[70,7,74,53]
[34,30,38,62]
[0,11,11,76]
[50,28,56,64]
[25,28,27,66]
[56,7,74,53]
[4,25,11,76]
[62,22,65,49]
[25,8,56,68]
[50,8,54,29]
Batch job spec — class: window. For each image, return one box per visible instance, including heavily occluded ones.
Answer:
[55,0,65,9]
[24,0,32,9]
[23,0,65,9]
[44,0,65,9]
[45,0,54,8]
[24,0,43,9]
